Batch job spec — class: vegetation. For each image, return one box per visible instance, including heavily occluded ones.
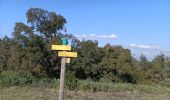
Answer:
[0,84,170,100]
[0,8,170,98]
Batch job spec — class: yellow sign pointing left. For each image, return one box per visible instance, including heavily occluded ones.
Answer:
[52,45,71,51]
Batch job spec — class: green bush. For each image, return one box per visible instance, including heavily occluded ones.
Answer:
[78,80,114,92]
[0,71,33,86]
[78,80,92,91]
[1,71,170,94]
[0,70,61,87]
[76,80,170,93]
[160,78,170,87]
[32,78,59,88]
[65,72,78,90]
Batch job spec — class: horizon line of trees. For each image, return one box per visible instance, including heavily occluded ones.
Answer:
[0,8,170,84]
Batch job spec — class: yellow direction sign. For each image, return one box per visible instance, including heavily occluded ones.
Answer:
[66,58,71,64]
[58,51,77,57]
[52,45,71,51]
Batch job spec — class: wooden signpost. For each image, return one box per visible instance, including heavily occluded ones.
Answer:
[51,38,77,100]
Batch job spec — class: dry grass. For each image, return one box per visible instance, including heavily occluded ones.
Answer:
[0,86,170,100]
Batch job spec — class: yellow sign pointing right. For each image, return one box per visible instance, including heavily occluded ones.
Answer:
[66,58,71,63]
[58,51,77,58]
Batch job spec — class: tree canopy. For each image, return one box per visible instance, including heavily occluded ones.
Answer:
[0,8,170,84]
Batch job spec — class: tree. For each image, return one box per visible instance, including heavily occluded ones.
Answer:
[98,44,139,83]
[151,53,167,82]
[139,54,152,71]
[152,53,165,73]
[0,36,12,71]
[6,8,68,78]
[1,7,170,85]
[70,40,102,80]
[26,8,66,39]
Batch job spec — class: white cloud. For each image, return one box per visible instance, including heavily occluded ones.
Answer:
[76,34,118,40]
[129,44,161,49]
[163,49,170,52]
[98,34,118,39]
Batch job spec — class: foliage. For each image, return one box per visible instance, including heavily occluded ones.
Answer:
[0,71,170,94]
[65,72,78,90]
[0,7,170,86]
[0,70,59,87]
[69,40,102,80]
[0,37,12,71]
[0,70,33,86]
[160,78,170,87]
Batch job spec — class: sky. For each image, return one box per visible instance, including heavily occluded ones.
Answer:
[0,0,170,59]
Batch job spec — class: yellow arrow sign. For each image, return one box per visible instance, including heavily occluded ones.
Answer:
[58,51,77,57]
[51,45,71,51]
[66,58,71,64]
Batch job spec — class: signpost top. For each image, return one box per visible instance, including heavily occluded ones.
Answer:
[61,38,68,45]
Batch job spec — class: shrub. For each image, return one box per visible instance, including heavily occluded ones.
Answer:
[65,72,78,90]
[160,78,170,87]
[0,70,33,86]
[78,80,114,92]
[31,77,59,87]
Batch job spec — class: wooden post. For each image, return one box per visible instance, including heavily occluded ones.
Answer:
[59,57,66,100]
[52,38,77,100]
